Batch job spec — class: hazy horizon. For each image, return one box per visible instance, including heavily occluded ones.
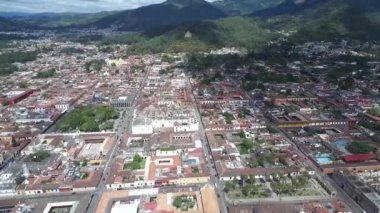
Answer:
[0,0,215,14]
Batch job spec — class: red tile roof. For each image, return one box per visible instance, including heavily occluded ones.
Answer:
[342,153,376,162]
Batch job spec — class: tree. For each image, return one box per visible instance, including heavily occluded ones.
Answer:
[223,112,234,124]
[368,107,380,117]
[225,181,235,190]
[36,68,56,78]
[346,141,374,154]
[11,137,19,147]
[18,81,28,88]
[85,59,106,72]
[82,159,88,167]
[338,76,354,90]
[248,175,256,185]
[241,175,248,185]
[237,131,245,139]
[232,178,239,185]
[173,196,182,208]
[242,186,249,197]
[223,186,230,193]
[30,150,50,162]
[15,175,25,185]
[285,88,292,96]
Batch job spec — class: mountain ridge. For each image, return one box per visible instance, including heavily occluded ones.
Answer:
[87,0,226,31]
[115,0,380,54]
[212,0,285,16]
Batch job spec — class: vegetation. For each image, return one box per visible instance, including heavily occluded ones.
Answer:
[35,68,56,78]
[85,59,106,72]
[101,16,275,54]
[57,106,118,132]
[346,141,374,154]
[237,138,255,154]
[224,176,269,198]
[222,112,234,124]
[13,11,117,27]
[11,137,19,147]
[91,0,225,31]
[0,16,32,31]
[92,0,380,55]
[213,0,284,15]
[124,154,145,170]
[243,71,298,91]
[60,47,84,55]
[368,107,380,117]
[191,166,200,173]
[15,175,25,185]
[80,172,89,179]
[172,195,196,210]
[270,175,310,196]
[160,146,176,151]
[0,51,37,75]
[18,81,28,88]
[359,117,380,132]
[30,150,50,162]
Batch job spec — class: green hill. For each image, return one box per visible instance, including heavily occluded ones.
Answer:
[89,0,226,31]
[212,0,285,16]
[253,0,380,42]
[0,16,34,31]
[13,11,117,28]
[103,0,379,54]
[114,17,276,54]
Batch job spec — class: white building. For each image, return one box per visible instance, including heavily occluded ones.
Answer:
[132,118,153,134]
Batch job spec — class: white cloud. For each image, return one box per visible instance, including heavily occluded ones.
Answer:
[0,0,168,13]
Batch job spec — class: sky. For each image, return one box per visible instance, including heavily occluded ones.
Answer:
[0,0,185,13]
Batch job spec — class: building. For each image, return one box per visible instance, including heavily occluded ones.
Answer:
[332,170,380,213]
[111,96,132,109]
[132,118,153,135]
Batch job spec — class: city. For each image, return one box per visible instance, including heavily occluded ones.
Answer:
[0,0,380,213]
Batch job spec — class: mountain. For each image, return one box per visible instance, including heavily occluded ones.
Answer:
[212,0,285,16]
[250,0,380,41]
[89,0,226,31]
[251,0,380,19]
[251,0,325,17]
[105,16,277,54]
[13,11,117,27]
[0,12,32,18]
[110,0,380,54]
[0,16,35,31]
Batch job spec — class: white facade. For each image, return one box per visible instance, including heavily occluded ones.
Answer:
[132,118,153,134]
[174,120,198,132]
[55,102,70,112]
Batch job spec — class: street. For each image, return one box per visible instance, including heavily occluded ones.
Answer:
[228,76,365,213]
[186,77,228,213]
[85,75,147,213]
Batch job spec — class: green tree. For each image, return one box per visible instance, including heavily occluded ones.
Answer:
[173,196,183,208]
[15,175,25,185]
[346,141,374,154]
[242,185,250,196]
[11,137,19,147]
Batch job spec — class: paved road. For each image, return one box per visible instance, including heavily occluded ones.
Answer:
[186,77,228,213]
[85,75,147,213]
[227,77,364,212]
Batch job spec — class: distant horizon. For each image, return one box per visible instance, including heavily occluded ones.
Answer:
[0,0,215,14]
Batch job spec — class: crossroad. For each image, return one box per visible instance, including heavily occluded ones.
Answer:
[228,76,365,213]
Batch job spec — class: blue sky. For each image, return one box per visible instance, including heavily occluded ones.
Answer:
[0,0,197,13]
